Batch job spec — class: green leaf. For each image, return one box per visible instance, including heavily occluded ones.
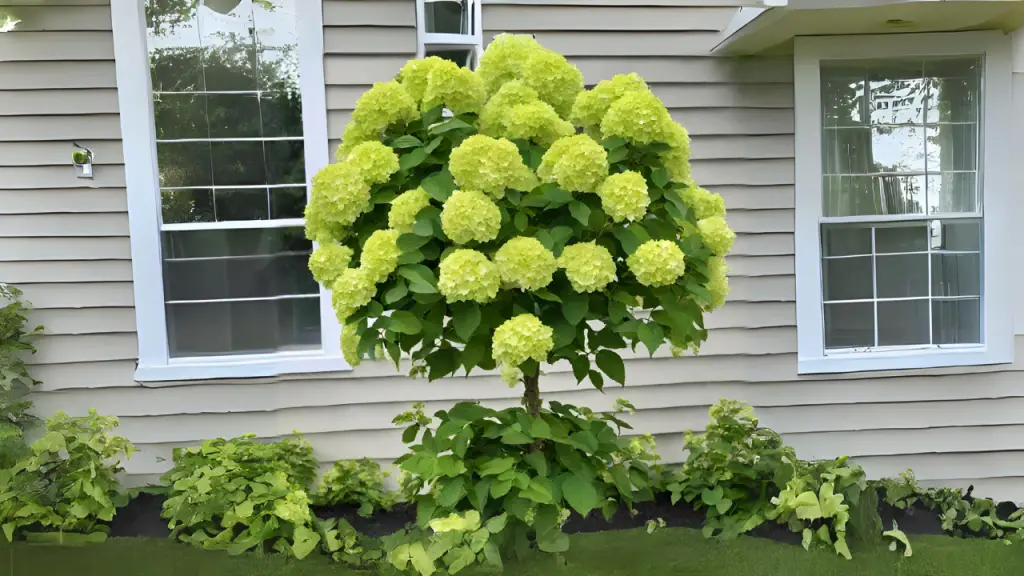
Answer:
[421,169,456,202]
[701,486,723,506]
[537,529,570,553]
[439,478,468,508]
[400,148,429,171]
[523,451,548,477]
[637,322,665,356]
[389,311,423,335]
[520,477,555,504]
[716,498,733,515]
[398,233,432,252]
[291,525,321,560]
[541,186,573,208]
[588,370,604,391]
[650,167,670,189]
[424,136,444,154]
[385,281,409,304]
[460,337,487,373]
[485,513,508,534]
[513,211,528,231]
[390,135,424,149]
[562,291,588,325]
[562,475,600,516]
[500,425,533,445]
[569,355,589,383]
[595,350,626,385]
[451,302,481,341]
[569,200,591,226]
[409,541,436,576]
[606,146,628,164]
[483,541,503,569]
[612,227,641,255]
[430,117,473,135]
[601,136,627,150]
[477,457,516,477]
[399,264,438,293]
[427,347,459,380]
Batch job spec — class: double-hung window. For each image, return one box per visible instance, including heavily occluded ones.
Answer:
[416,0,483,68]
[794,32,1013,374]
[113,0,344,381]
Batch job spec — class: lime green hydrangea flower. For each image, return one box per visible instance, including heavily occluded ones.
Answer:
[521,48,584,119]
[351,80,419,133]
[388,187,432,234]
[308,243,354,285]
[570,73,650,132]
[537,135,609,192]
[273,490,312,524]
[682,185,726,220]
[336,121,381,161]
[438,249,500,303]
[498,101,575,147]
[477,34,543,96]
[494,237,557,291]
[627,240,686,287]
[479,80,540,135]
[660,121,692,183]
[698,216,735,256]
[558,242,616,293]
[332,267,377,323]
[601,90,673,145]
[441,190,501,244]
[360,229,400,283]
[344,141,399,185]
[304,196,347,244]
[597,171,650,222]
[491,314,554,367]
[312,163,371,227]
[398,56,447,104]
[449,135,537,197]
[341,323,361,367]
[706,256,729,312]
[422,59,487,115]
[500,363,524,387]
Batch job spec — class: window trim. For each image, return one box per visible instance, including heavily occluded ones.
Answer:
[794,31,1014,375]
[415,0,484,65]
[112,0,347,382]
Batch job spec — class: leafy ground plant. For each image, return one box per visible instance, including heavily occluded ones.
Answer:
[316,458,397,517]
[0,410,133,543]
[0,283,43,468]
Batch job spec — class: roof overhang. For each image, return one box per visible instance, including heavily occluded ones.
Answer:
[715,0,1024,56]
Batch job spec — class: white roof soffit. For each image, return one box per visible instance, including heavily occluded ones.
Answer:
[715,0,1024,56]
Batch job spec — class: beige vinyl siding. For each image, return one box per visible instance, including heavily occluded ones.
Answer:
[15,0,1024,502]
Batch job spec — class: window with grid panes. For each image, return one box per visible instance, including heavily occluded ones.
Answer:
[819,58,982,352]
[147,0,318,357]
[416,0,483,68]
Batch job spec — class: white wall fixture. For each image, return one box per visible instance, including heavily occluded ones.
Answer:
[72,143,94,179]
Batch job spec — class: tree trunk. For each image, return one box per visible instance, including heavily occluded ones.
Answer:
[523,372,541,418]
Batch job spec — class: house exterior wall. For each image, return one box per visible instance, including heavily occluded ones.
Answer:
[6,0,1024,501]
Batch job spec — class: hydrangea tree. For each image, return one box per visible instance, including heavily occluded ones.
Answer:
[306,35,734,572]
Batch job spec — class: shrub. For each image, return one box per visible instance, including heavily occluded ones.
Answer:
[160,434,324,558]
[315,458,397,517]
[0,410,133,542]
[0,283,42,467]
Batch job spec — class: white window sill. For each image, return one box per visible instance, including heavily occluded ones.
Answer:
[798,345,1012,375]
[135,352,351,383]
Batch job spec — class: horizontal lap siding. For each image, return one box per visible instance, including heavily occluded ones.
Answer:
[0,2,134,384]
[21,1,1024,501]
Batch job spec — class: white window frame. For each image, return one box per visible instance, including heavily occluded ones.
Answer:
[415,0,484,66]
[111,0,348,382]
[794,31,1014,375]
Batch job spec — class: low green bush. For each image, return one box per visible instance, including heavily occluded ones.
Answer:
[315,458,397,516]
[160,434,325,558]
[0,283,42,468]
[0,410,133,542]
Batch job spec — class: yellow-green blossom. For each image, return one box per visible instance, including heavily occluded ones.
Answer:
[441,190,501,244]
[273,490,312,524]
[388,187,432,234]
[479,81,540,135]
[682,186,726,220]
[398,56,447,104]
[600,90,673,145]
[332,267,377,322]
[477,34,543,96]
[449,135,537,197]
[521,48,584,119]
[498,101,575,147]
[308,243,354,285]
[422,59,487,115]
[360,229,400,283]
[597,171,650,222]
[500,363,524,387]
[304,196,347,244]
[706,256,729,312]
[558,242,616,293]
[491,314,554,367]
[351,80,419,133]
[344,141,399,185]
[437,249,500,303]
[341,323,361,366]
[570,73,650,132]
[312,163,371,227]
[336,121,381,161]
[494,237,557,291]
[660,121,692,183]
[698,216,735,256]
[537,135,609,192]
[627,240,686,287]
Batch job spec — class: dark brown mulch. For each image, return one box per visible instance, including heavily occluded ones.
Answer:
[876,500,945,536]
[108,493,171,539]
[313,503,417,538]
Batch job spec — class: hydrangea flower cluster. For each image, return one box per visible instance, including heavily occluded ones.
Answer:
[437,250,500,303]
[441,190,501,244]
[494,237,557,291]
[341,323,361,366]
[597,171,650,222]
[360,229,401,283]
[706,256,729,312]
[422,58,487,115]
[627,240,686,287]
[570,73,649,133]
[698,216,736,256]
[477,35,583,119]
[388,187,431,234]
[308,243,353,286]
[332,267,376,322]
[449,135,536,197]
[602,90,674,145]
[345,142,400,185]
[683,186,726,220]
[351,80,419,134]
[491,314,554,367]
[558,242,616,293]
[537,135,609,192]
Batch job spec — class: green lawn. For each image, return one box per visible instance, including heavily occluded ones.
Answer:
[2,528,1022,576]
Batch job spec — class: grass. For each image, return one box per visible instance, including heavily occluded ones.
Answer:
[2,528,1023,576]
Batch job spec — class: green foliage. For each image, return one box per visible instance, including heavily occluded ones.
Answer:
[160,434,324,558]
[883,520,912,557]
[315,458,398,517]
[0,283,43,467]
[390,400,658,574]
[0,410,133,542]
[317,516,385,567]
[383,510,508,575]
